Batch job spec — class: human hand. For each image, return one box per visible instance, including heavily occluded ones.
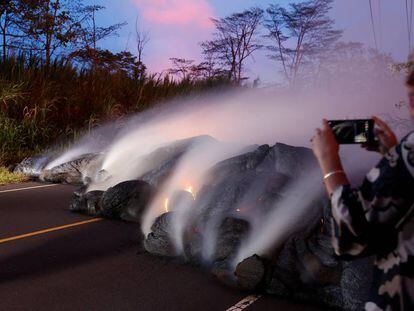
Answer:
[361,141,380,153]
[311,119,340,171]
[311,119,349,196]
[362,116,398,154]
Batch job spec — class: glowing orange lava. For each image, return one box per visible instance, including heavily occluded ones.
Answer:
[185,185,195,199]
[164,198,169,213]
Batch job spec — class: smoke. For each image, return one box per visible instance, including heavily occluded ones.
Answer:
[232,167,324,267]
[140,138,246,237]
[82,79,406,190]
[45,121,122,170]
[38,45,413,266]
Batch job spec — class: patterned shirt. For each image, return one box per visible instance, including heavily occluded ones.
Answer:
[330,131,414,310]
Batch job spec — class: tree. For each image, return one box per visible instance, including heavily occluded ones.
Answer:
[110,50,145,79]
[134,16,149,80]
[201,7,263,84]
[168,57,195,80]
[135,16,149,66]
[0,0,14,63]
[16,0,84,67]
[73,4,126,71]
[0,0,27,63]
[168,56,229,82]
[70,48,144,78]
[313,41,398,91]
[195,50,229,80]
[264,0,342,85]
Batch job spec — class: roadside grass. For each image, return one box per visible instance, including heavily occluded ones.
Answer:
[0,54,232,166]
[0,167,28,185]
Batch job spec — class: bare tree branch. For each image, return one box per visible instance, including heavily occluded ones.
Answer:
[201,8,263,84]
[264,0,342,86]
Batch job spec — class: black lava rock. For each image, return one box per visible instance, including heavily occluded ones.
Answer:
[144,212,177,257]
[70,188,104,216]
[139,135,218,187]
[14,155,52,178]
[214,217,250,262]
[235,255,266,291]
[40,153,102,185]
[101,180,154,222]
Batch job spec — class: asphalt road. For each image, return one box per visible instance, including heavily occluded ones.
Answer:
[0,182,328,311]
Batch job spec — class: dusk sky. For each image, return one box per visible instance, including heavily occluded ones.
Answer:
[88,0,410,83]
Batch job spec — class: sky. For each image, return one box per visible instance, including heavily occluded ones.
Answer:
[87,0,411,83]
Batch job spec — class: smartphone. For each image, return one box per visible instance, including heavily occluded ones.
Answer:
[328,119,375,144]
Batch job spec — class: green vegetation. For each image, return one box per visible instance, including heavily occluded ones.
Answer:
[0,54,230,165]
[0,0,403,170]
[0,167,28,185]
[0,0,232,167]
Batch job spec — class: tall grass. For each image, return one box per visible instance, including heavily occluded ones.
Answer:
[0,167,28,185]
[0,54,231,165]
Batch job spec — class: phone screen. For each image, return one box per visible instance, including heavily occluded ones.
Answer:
[328,119,374,144]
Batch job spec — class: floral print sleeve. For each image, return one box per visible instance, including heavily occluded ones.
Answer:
[330,132,414,311]
[331,132,414,257]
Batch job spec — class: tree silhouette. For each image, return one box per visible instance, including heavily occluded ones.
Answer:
[264,0,342,85]
[72,4,126,71]
[201,7,263,84]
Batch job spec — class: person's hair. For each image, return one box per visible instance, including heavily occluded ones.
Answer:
[407,67,414,87]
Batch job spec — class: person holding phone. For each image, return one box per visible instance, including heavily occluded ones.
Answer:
[311,73,414,310]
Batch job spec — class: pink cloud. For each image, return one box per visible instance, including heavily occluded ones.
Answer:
[133,0,214,28]
[131,0,216,74]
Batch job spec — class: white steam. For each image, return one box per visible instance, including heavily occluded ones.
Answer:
[141,139,245,238]
[233,167,324,267]
[83,85,405,191]
[40,67,411,264]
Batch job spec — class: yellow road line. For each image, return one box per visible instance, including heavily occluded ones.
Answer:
[0,218,104,244]
[0,184,59,194]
